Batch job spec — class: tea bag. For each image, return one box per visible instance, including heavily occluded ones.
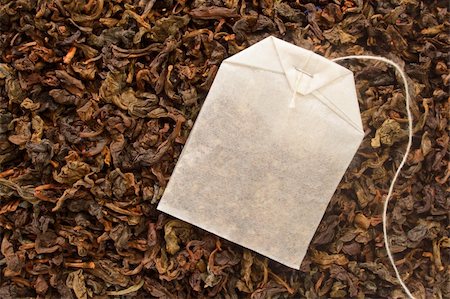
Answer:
[158,36,364,269]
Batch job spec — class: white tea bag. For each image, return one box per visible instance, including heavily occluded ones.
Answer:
[158,36,364,269]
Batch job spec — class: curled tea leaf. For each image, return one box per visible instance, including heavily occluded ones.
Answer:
[151,15,190,42]
[54,152,91,185]
[164,220,192,255]
[66,270,88,299]
[107,279,144,296]
[311,250,349,268]
[371,119,404,148]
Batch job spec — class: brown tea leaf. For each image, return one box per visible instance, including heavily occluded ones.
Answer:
[66,270,88,299]
[371,119,404,148]
[164,220,192,255]
[311,250,349,268]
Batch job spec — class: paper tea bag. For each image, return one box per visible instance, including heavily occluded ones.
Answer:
[158,36,364,269]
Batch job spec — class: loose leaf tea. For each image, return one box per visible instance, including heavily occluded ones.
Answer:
[0,1,448,299]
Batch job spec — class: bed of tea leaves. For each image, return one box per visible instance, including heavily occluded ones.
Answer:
[0,0,448,298]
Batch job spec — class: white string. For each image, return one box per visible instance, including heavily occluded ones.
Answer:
[332,55,414,299]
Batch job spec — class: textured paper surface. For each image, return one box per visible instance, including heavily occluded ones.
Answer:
[158,36,364,269]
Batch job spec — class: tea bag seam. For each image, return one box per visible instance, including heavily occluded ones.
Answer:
[312,90,363,133]
[289,73,363,133]
[223,60,284,75]
[288,72,301,108]
[333,55,414,299]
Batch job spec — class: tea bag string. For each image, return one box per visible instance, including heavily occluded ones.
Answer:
[332,55,414,299]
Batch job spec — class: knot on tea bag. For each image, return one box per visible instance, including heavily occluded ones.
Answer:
[333,55,414,299]
[289,67,314,108]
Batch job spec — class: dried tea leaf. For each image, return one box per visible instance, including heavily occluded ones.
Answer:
[274,2,305,23]
[99,72,126,103]
[420,131,432,157]
[151,15,191,42]
[164,220,192,255]
[354,213,370,230]
[8,117,31,147]
[34,275,49,295]
[323,27,359,44]
[407,220,441,242]
[311,250,349,268]
[54,70,85,96]
[1,235,24,276]
[89,260,130,287]
[88,24,135,45]
[49,89,80,106]
[109,223,131,250]
[54,152,91,185]
[236,250,254,292]
[31,115,44,143]
[143,278,175,298]
[330,281,347,298]
[189,6,239,19]
[0,64,26,103]
[371,119,404,148]
[107,279,144,296]
[72,62,97,80]
[66,270,88,299]
[77,100,97,122]
[20,98,40,111]
[360,262,398,284]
